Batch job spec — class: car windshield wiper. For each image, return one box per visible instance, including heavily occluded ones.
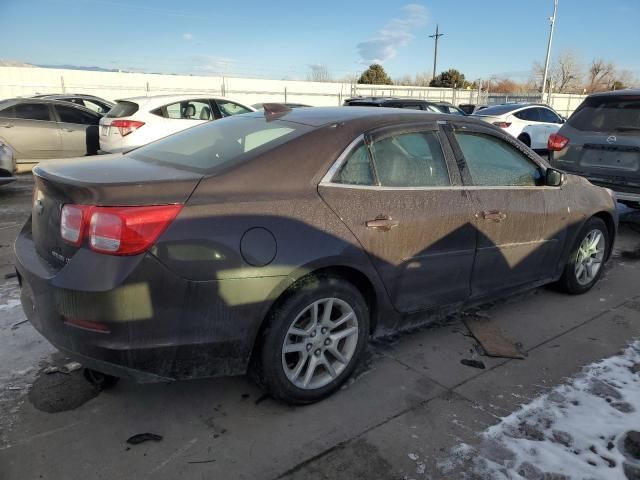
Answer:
[612,126,640,132]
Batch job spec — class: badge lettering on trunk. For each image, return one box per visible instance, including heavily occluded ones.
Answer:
[606,135,617,144]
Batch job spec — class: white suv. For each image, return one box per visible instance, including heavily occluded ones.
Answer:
[99,95,255,153]
[472,103,565,150]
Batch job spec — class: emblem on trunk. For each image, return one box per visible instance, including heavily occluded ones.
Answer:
[606,135,617,144]
[35,200,44,215]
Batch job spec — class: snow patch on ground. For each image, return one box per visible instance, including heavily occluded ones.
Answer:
[439,341,640,479]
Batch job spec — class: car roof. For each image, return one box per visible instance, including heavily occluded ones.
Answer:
[243,106,478,128]
[116,94,255,110]
[2,97,102,113]
[588,88,640,98]
[37,93,113,102]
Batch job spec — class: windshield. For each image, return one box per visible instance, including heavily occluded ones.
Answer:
[567,96,640,132]
[128,115,309,172]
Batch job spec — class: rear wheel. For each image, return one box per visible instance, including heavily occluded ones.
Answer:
[252,276,369,404]
[557,217,609,294]
[83,368,119,390]
[517,133,531,148]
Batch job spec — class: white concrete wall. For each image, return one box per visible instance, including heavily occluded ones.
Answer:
[0,66,586,114]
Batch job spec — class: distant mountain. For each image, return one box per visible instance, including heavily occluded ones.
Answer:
[35,64,120,72]
[0,59,34,67]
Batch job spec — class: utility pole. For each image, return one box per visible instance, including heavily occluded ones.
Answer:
[429,24,444,82]
[541,0,559,100]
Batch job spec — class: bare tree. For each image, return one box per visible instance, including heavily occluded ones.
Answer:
[586,59,615,93]
[307,64,332,82]
[413,71,431,87]
[531,50,583,93]
[394,74,414,86]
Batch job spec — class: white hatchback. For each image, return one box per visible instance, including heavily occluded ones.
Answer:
[472,103,565,150]
[99,95,255,153]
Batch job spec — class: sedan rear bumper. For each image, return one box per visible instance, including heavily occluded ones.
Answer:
[14,224,285,382]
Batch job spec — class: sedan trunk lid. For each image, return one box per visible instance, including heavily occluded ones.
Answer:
[31,153,203,269]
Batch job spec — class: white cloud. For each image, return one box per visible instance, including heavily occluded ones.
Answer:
[182,33,194,41]
[357,4,428,64]
[193,55,236,74]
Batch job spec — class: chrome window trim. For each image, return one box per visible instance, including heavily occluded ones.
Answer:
[320,134,366,185]
[319,183,559,191]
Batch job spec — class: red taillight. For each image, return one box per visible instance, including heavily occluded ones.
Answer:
[548,133,569,151]
[61,204,182,255]
[110,119,145,136]
[60,204,89,246]
[492,121,512,128]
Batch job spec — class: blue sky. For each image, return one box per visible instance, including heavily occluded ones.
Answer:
[0,0,638,81]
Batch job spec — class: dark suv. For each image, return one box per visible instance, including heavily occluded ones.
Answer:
[549,89,640,208]
[343,97,466,115]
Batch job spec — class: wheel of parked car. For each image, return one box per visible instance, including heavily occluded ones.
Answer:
[517,133,531,148]
[83,368,120,390]
[558,217,609,294]
[252,275,369,404]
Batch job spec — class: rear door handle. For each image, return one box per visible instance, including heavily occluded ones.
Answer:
[481,210,507,222]
[63,128,75,132]
[366,216,399,231]
[1,124,13,128]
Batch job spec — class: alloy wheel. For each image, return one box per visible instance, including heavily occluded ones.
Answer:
[574,229,605,286]
[281,297,359,390]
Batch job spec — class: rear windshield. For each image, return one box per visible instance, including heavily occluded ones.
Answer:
[128,115,310,172]
[472,104,522,116]
[567,96,640,133]
[105,100,139,118]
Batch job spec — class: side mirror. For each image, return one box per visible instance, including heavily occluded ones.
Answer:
[546,168,565,187]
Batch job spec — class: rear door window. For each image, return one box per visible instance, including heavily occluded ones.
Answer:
[568,96,640,133]
[454,131,542,186]
[13,103,52,121]
[164,100,213,120]
[55,105,99,125]
[514,108,541,122]
[370,131,450,187]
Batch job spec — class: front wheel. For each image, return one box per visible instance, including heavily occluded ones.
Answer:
[252,276,370,404]
[557,217,609,294]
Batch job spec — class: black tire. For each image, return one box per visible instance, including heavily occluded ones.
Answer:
[557,217,609,294]
[83,368,120,390]
[518,134,531,148]
[251,275,370,404]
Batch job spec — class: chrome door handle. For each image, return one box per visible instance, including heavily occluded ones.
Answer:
[63,128,75,132]
[366,216,399,231]
[1,124,14,128]
[481,210,507,222]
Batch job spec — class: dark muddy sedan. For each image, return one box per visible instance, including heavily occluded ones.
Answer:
[15,107,617,403]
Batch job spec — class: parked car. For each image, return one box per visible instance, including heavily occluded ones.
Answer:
[0,98,101,169]
[0,140,16,185]
[99,95,255,153]
[252,102,311,110]
[549,89,640,208]
[472,103,565,150]
[15,107,617,404]
[459,103,488,115]
[343,97,443,112]
[34,94,114,115]
[432,101,467,116]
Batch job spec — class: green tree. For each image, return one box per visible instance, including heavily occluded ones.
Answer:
[429,69,467,88]
[357,64,393,85]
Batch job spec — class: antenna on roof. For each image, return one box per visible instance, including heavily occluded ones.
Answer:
[262,103,292,115]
